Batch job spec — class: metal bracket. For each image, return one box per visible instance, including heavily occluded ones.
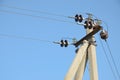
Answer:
[74,25,102,47]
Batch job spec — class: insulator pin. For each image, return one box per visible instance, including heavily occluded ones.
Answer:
[84,20,93,29]
[60,40,69,47]
[64,40,68,47]
[75,14,83,23]
[60,40,64,47]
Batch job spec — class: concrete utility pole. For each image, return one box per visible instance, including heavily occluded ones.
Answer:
[65,40,89,80]
[54,13,108,80]
[65,27,99,80]
[64,14,103,80]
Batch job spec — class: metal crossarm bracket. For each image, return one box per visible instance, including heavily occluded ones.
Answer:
[74,25,102,47]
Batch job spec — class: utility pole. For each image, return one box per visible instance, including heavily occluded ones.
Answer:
[86,28,98,80]
[54,13,108,80]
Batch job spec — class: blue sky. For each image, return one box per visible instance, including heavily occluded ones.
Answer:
[0,0,120,80]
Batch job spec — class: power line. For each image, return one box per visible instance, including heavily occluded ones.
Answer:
[0,9,75,24]
[1,4,109,28]
[99,38,117,80]
[102,21,109,32]
[0,33,52,43]
[1,4,109,27]
[105,40,120,80]
[0,4,68,18]
[92,14,109,33]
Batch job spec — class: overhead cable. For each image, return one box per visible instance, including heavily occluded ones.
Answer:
[0,10,75,24]
[0,33,52,43]
[0,4,68,18]
[92,14,109,33]
[105,40,120,80]
[99,38,117,80]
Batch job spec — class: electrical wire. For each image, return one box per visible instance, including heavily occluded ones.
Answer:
[102,21,109,32]
[92,14,109,33]
[99,38,117,80]
[0,9,75,24]
[0,33,53,43]
[1,4,110,28]
[105,40,120,80]
[1,4,109,25]
[0,4,68,18]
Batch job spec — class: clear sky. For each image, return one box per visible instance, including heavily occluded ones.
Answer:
[0,0,120,80]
